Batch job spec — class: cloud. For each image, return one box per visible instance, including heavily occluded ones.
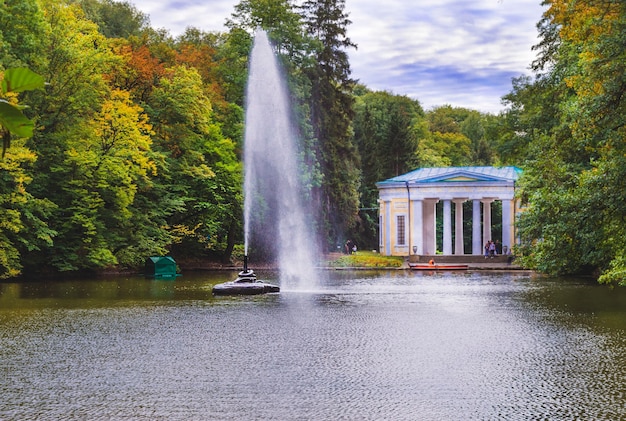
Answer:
[135,0,232,33]
[130,0,546,113]
[346,0,545,112]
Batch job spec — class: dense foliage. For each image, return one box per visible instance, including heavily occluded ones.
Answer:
[1,0,244,277]
[499,0,626,285]
[4,0,622,285]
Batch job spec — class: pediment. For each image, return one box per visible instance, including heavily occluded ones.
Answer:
[444,176,476,182]
[422,170,506,183]
[377,166,521,187]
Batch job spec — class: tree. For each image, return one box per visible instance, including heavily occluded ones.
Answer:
[428,132,472,167]
[227,0,304,58]
[45,89,156,270]
[510,0,626,284]
[174,29,245,148]
[212,28,252,107]
[110,43,166,103]
[0,0,48,70]
[0,144,56,278]
[301,0,360,249]
[460,111,493,165]
[0,0,252,276]
[21,0,150,272]
[352,90,424,248]
[0,68,54,278]
[425,105,477,166]
[497,74,567,165]
[145,65,242,262]
[354,91,420,180]
[79,0,150,39]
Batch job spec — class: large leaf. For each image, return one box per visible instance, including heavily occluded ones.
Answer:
[0,100,34,138]
[2,68,45,94]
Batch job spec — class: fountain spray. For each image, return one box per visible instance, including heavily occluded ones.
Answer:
[242,29,319,289]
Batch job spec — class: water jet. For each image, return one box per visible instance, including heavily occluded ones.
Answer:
[213,29,318,295]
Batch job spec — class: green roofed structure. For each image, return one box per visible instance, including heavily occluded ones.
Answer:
[145,256,180,279]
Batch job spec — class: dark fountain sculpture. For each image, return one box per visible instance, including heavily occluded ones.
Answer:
[212,255,280,296]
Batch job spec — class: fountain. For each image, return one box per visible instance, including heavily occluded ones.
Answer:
[213,29,318,295]
[212,255,280,295]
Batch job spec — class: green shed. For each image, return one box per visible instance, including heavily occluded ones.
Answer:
[145,256,180,279]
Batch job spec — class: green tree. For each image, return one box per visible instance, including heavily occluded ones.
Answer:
[227,0,304,58]
[0,68,54,278]
[174,28,245,152]
[46,89,156,270]
[213,28,252,107]
[510,0,626,284]
[79,0,150,39]
[426,105,493,166]
[497,74,567,165]
[22,0,145,272]
[301,0,360,248]
[429,132,472,166]
[352,90,424,248]
[146,65,242,262]
[460,111,493,165]
[0,0,48,70]
[0,144,56,278]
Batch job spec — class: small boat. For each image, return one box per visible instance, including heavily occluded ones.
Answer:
[212,256,280,295]
[409,262,468,271]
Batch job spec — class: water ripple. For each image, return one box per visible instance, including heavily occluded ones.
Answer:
[2,273,626,419]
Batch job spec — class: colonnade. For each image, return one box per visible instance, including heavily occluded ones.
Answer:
[390,197,516,256]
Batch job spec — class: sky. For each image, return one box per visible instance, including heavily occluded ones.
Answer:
[129,0,547,114]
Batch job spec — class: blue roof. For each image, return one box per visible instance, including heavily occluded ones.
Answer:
[379,166,522,185]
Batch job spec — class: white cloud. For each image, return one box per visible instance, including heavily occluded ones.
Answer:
[346,0,545,112]
[130,0,546,113]
[133,0,233,33]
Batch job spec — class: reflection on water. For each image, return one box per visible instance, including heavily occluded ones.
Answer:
[2,271,626,420]
[0,271,240,308]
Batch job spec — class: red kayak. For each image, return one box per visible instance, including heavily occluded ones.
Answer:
[409,263,468,270]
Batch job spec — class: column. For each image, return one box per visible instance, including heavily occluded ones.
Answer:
[383,199,391,256]
[501,199,514,252]
[443,200,452,255]
[422,199,438,255]
[454,199,465,255]
[472,199,482,255]
[413,199,423,255]
[482,199,494,244]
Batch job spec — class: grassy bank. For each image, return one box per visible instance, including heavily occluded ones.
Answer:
[324,251,404,268]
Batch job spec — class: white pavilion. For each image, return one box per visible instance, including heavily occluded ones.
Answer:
[376,166,522,256]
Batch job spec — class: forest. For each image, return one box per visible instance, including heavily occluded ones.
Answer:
[1,0,625,285]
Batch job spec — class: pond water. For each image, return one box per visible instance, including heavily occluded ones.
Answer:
[1,270,626,420]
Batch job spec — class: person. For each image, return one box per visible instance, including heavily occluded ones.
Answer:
[489,240,496,258]
[345,239,354,255]
[428,259,435,266]
[484,240,491,258]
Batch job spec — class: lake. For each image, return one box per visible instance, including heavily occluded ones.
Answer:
[1,270,626,420]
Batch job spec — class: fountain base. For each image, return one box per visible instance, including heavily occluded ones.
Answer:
[212,259,279,296]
